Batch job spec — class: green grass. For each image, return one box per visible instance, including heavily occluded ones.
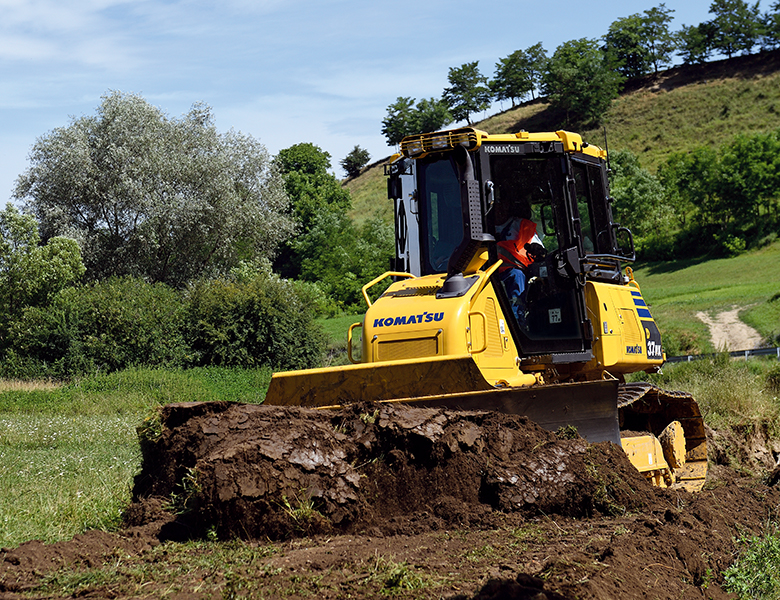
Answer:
[632,240,780,355]
[724,522,780,600]
[644,354,780,435]
[316,312,365,366]
[0,413,139,547]
[0,366,273,548]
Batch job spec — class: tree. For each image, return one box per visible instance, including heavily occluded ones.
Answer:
[413,97,453,133]
[382,97,417,145]
[542,39,622,127]
[492,50,535,107]
[608,150,672,242]
[709,0,762,58]
[0,204,85,349]
[340,146,371,179]
[14,91,293,288]
[603,5,676,79]
[381,96,452,146]
[273,143,351,279]
[491,45,548,106]
[442,61,493,125]
[761,0,780,49]
[676,23,716,64]
[642,4,677,73]
[604,14,652,79]
[524,43,548,100]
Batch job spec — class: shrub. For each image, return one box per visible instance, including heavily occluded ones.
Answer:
[724,525,780,600]
[3,277,187,379]
[184,272,325,371]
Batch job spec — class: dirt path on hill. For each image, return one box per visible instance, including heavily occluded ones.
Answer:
[696,307,764,351]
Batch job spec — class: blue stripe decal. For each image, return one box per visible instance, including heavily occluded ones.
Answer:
[637,308,652,319]
[633,298,647,307]
[631,291,642,297]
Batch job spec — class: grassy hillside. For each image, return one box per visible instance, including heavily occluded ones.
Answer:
[633,239,780,355]
[345,49,780,221]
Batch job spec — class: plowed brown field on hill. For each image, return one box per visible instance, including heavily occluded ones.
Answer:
[2,401,779,599]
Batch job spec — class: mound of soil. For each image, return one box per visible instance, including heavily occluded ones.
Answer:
[132,402,652,540]
[3,401,780,599]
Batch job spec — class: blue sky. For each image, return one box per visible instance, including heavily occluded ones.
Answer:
[0,1,733,203]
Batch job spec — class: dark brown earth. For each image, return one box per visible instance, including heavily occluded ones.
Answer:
[2,400,780,599]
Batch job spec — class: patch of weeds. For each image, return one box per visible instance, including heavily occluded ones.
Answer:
[360,408,380,424]
[362,554,431,595]
[165,466,201,514]
[613,525,629,536]
[724,523,780,599]
[136,408,163,448]
[509,523,545,550]
[585,460,626,517]
[556,425,580,440]
[464,543,499,562]
[39,568,122,597]
[281,489,326,533]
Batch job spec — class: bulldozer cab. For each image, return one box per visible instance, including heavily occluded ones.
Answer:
[389,128,636,362]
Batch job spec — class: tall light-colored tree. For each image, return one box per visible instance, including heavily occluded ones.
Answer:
[14,91,293,287]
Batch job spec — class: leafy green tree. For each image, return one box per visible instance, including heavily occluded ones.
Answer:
[273,143,351,279]
[413,97,453,133]
[603,6,675,79]
[492,50,535,107]
[15,92,293,288]
[381,96,452,145]
[676,22,716,64]
[761,0,780,48]
[604,14,652,78]
[382,97,417,145]
[643,4,677,73]
[608,150,674,258]
[524,43,548,100]
[0,204,85,349]
[295,212,393,309]
[275,143,351,229]
[340,145,371,179]
[716,130,780,223]
[443,61,493,125]
[542,38,622,127]
[709,0,762,57]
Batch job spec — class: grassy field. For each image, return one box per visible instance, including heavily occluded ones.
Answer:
[0,368,272,548]
[633,239,780,354]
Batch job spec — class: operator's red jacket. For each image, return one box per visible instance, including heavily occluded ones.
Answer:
[497,218,538,271]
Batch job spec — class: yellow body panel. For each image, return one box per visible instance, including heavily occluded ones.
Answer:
[361,271,538,388]
[584,280,665,374]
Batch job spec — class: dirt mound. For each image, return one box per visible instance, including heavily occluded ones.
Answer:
[4,402,780,599]
[132,402,653,540]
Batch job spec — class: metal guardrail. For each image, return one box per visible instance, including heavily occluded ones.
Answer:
[666,346,780,363]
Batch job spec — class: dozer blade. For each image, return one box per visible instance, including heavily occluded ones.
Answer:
[265,355,621,445]
[265,355,494,407]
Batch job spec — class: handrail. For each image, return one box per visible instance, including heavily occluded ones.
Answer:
[361,271,415,307]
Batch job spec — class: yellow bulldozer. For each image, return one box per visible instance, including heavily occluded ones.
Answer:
[266,127,707,492]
